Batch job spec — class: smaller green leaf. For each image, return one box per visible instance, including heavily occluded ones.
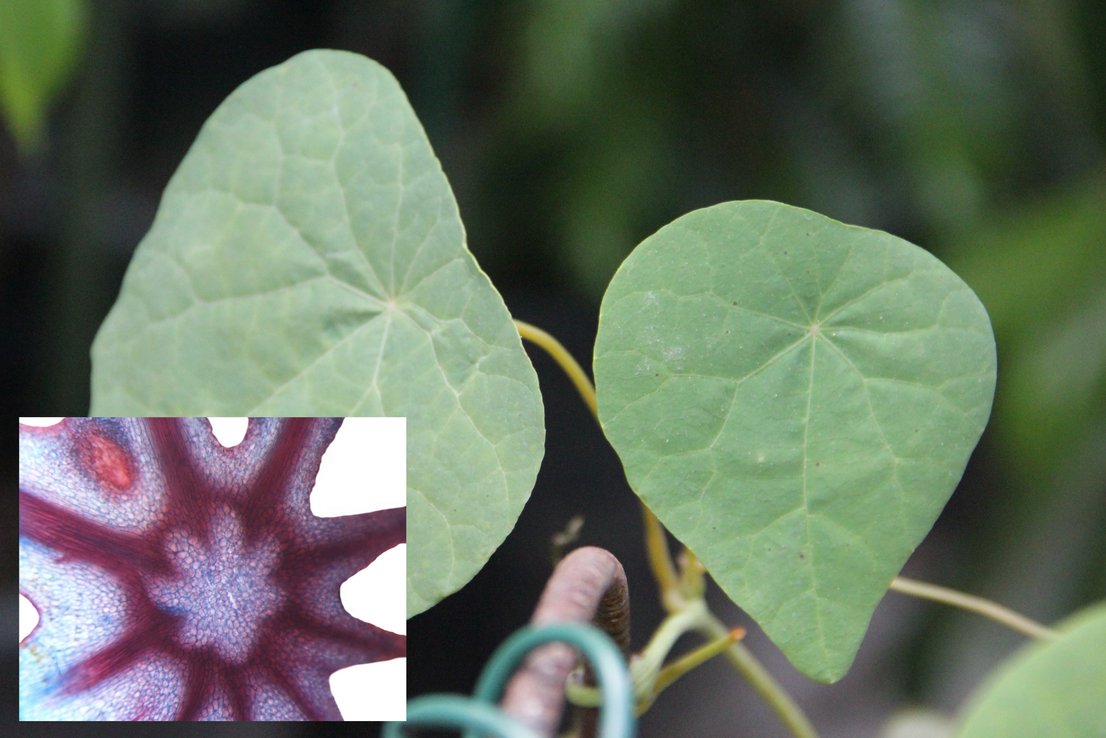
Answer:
[0,0,85,151]
[957,602,1106,738]
[594,201,996,681]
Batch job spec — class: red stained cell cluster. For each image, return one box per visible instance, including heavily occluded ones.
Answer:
[75,430,136,494]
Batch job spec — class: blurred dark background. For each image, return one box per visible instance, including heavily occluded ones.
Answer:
[3,0,1105,735]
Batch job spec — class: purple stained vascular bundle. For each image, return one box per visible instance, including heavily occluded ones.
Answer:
[18,417,406,721]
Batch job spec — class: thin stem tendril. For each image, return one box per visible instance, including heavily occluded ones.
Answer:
[890,576,1058,641]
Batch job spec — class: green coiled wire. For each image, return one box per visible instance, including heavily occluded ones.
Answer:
[384,621,635,738]
[385,695,542,738]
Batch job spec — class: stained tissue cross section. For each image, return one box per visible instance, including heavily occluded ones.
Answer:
[147,506,282,663]
[18,417,406,721]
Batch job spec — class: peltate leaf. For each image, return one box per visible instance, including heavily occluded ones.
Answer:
[957,602,1106,737]
[90,50,545,618]
[594,201,995,681]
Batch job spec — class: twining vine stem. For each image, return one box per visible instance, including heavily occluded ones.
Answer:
[514,321,598,417]
[889,576,1058,640]
[514,321,681,606]
[514,318,1057,737]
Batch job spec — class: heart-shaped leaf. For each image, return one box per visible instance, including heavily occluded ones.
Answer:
[594,201,995,681]
[90,51,545,618]
[957,602,1106,737]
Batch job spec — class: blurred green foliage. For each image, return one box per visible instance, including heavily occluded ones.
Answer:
[945,175,1106,636]
[0,0,85,152]
[470,0,1103,297]
[951,177,1106,489]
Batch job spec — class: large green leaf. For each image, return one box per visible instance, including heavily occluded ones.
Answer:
[594,201,995,681]
[957,602,1106,737]
[90,50,545,618]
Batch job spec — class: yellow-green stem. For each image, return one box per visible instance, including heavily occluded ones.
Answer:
[641,505,683,611]
[653,626,745,695]
[697,612,820,738]
[569,605,746,715]
[677,547,707,601]
[566,604,704,710]
[515,320,597,417]
[515,319,682,606]
[890,576,1058,641]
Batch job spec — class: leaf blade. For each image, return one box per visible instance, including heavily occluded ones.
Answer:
[595,200,995,680]
[957,603,1106,738]
[90,50,545,617]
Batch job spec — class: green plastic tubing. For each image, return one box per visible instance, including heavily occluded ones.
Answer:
[472,622,635,738]
[383,695,542,738]
[386,622,635,738]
